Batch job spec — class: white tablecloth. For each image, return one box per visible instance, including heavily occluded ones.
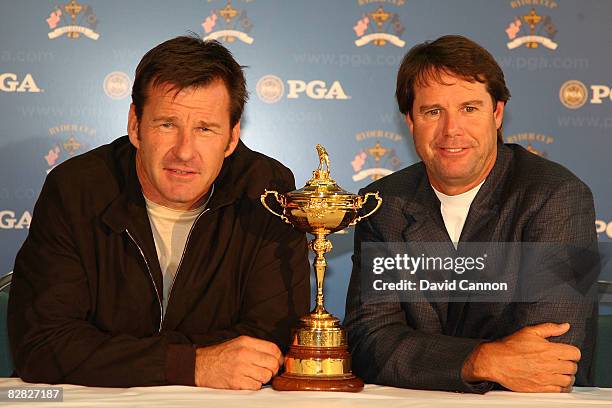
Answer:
[1,378,611,408]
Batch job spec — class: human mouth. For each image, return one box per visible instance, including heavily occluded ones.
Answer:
[164,168,199,177]
[437,147,470,157]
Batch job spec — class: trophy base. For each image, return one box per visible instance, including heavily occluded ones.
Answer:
[272,311,364,392]
[272,373,364,392]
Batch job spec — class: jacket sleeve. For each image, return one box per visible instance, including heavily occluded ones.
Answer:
[345,178,599,392]
[181,167,311,350]
[8,172,194,387]
[344,207,491,393]
[155,210,310,385]
[511,178,598,386]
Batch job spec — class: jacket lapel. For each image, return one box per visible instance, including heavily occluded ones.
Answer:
[400,166,454,328]
[100,143,164,307]
[458,144,512,244]
[160,145,240,332]
[448,143,512,335]
[99,138,245,332]
[401,164,449,242]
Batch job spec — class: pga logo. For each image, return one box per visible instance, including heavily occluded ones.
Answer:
[256,75,349,103]
[286,80,350,100]
[0,210,31,229]
[596,220,612,239]
[0,73,42,93]
[559,80,612,109]
[591,85,612,104]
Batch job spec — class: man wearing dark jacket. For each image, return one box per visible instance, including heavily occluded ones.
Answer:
[8,36,310,390]
[345,35,597,393]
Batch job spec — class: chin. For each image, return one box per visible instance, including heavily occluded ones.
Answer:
[158,190,193,203]
[438,166,471,178]
[170,194,197,204]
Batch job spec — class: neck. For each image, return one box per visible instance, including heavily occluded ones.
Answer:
[430,154,496,196]
[430,176,486,196]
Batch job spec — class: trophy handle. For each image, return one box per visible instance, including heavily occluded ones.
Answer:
[261,190,292,225]
[350,192,382,226]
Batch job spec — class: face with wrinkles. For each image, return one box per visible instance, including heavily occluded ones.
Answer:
[406,71,504,195]
[128,80,240,210]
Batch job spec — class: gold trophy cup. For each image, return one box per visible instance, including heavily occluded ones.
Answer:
[261,144,382,392]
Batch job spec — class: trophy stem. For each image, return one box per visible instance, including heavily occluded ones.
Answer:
[310,232,332,315]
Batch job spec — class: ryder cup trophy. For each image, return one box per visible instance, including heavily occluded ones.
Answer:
[261,144,382,392]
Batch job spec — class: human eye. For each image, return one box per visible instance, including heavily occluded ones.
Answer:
[160,121,174,129]
[463,105,478,113]
[195,124,220,135]
[425,108,441,118]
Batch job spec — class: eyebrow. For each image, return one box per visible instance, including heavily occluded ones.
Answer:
[152,116,178,122]
[461,99,485,107]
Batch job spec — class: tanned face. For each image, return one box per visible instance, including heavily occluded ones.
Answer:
[406,71,504,195]
[128,80,240,210]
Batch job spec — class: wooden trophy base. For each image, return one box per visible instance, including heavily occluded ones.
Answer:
[272,345,364,392]
[272,373,364,392]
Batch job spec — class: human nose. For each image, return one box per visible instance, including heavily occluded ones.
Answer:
[441,110,462,137]
[173,128,195,161]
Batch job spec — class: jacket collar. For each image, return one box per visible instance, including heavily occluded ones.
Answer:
[99,136,249,307]
[400,142,513,243]
[459,142,512,242]
[398,143,514,334]
[100,139,144,235]
[101,136,244,234]
[100,138,165,300]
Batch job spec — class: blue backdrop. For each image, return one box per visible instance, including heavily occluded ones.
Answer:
[1,0,611,320]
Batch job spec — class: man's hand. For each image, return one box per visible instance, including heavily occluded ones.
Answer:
[462,323,580,392]
[194,335,283,390]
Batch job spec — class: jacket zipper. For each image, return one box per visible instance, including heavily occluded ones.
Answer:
[163,207,211,327]
[125,229,163,333]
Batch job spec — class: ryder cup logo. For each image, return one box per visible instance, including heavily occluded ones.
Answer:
[202,0,254,45]
[505,133,555,158]
[46,0,100,40]
[505,2,558,50]
[44,124,95,174]
[351,131,403,182]
[353,6,405,47]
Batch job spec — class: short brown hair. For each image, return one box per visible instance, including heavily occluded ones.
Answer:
[132,35,248,128]
[396,35,510,141]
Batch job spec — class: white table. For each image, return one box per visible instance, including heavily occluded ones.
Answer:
[0,378,611,407]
